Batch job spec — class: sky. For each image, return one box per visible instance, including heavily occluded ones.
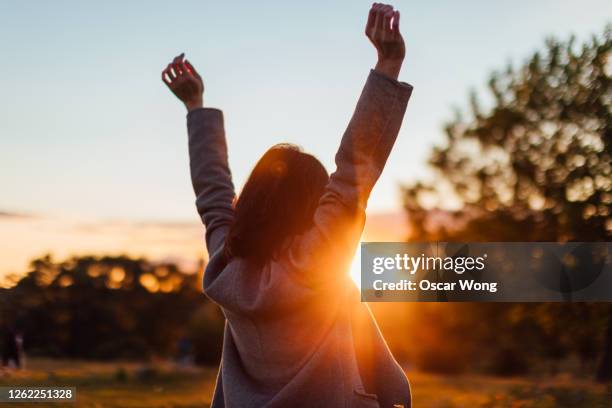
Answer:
[1,0,610,221]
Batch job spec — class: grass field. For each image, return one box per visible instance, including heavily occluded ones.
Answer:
[1,359,611,407]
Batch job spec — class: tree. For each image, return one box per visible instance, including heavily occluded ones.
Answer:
[0,255,223,364]
[404,26,611,241]
[402,26,612,379]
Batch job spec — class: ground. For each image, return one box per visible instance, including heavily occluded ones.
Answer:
[1,359,610,407]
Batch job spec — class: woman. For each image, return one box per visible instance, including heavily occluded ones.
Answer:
[162,4,413,407]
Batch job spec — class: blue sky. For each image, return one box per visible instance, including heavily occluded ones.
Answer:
[1,0,610,221]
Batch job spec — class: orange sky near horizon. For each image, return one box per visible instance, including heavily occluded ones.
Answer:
[0,211,409,287]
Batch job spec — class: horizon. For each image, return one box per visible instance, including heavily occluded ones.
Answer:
[0,209,412,284]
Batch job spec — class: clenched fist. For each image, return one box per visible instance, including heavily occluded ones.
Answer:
[162,53,204,112]
[366,3,405,80]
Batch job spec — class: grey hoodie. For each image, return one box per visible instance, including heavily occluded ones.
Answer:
[187,69,413,408]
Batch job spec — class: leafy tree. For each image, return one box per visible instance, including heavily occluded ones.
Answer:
[404,26,611,241]
[0,255,223,364]
[401,26,612,379]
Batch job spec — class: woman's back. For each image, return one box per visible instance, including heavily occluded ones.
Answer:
[206,257,355,397]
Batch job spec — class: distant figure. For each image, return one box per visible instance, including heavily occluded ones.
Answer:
[1,327,22,369]
[163,3,412,407]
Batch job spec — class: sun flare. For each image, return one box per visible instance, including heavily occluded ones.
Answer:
[350,245,361,289]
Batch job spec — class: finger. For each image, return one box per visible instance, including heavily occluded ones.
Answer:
[184,59,194,73]
[181,61,192,78]
[166,63,176,80]
[184,60,201,80]
[374,5,384,32]
[172,53,185,76]
[383,9,393,33]
[366,4,376,34]
[173,63,183,77]
[172,53,184,65]
[392,10,400,33]
[177,61,188,76]
[161,69,172,85]
[166,67,176,83]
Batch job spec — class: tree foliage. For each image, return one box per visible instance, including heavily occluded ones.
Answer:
[0,255,223,363]
[400,26,612,379]
[404,26,611,241]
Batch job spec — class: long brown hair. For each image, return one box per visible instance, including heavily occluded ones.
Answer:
[224,144,329,264]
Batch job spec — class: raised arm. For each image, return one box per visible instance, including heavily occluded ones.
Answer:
[162,54,236,255]
[287,3,412,285]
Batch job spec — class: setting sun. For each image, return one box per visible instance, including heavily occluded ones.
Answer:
[350,244,362,289]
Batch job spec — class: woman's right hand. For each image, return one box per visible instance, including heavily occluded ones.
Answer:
[365,3,405,80]
[162,53,204,112]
